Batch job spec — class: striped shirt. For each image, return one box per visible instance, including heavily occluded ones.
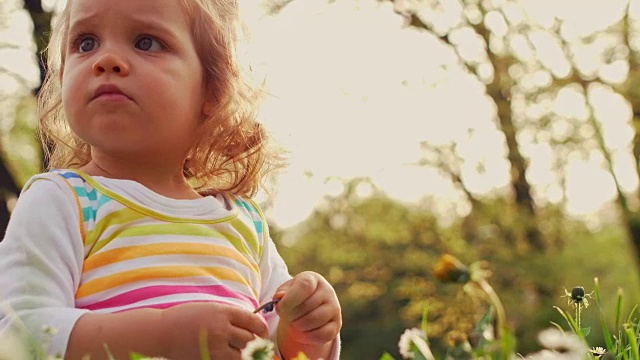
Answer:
[0,169,292,356]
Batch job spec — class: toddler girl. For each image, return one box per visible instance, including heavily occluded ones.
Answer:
[0,0,342,359]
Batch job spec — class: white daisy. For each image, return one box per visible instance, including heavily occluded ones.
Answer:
[590,346,607,358]
[533,328,587,358]
[398,328,434,360]
[241,337,275,360]
[398,328,423,359]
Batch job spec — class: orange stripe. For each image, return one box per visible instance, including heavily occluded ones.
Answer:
[83,243,259,274]
[76,266,254,298]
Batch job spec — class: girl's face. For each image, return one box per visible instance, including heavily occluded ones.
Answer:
[61,0,207,166]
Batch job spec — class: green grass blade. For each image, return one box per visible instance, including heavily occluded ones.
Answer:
[199,328,210,360]
[594,278,602,303]
[624,325,639,360]
[626,304,638,325]
[550,321,565,332]
[594,278,614,350]
[380,352,396,360]
[422,305,429,342]
[616,288,624,330]
[554,306,581,335]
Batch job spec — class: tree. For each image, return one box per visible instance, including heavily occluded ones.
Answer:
[274,0,640,270]
[22,0,52,95]
[386,0,640,268]
[0,0,51,238]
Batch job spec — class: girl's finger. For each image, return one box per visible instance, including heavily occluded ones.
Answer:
[300,320,342,345]
[291,302,336,332]
[286,292,327,323]
[227,329,257,350]
[278,273,319,311]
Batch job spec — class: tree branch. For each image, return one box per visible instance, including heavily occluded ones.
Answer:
[0,66,32,88]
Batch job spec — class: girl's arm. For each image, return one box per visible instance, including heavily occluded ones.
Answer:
[66,301,268,360]
[0,176,89,357]
[66,310,164,359]
[0,176,268,359]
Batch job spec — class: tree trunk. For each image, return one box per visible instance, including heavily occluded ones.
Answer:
[23,0,52,95]
[0,0,54,241]
[486,67,545,252]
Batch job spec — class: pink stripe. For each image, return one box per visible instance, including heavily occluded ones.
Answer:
[115,299,210,311]
[114,300,271,325]
[80,285,259,311]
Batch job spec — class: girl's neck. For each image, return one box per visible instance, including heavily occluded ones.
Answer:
[80,159,202,200]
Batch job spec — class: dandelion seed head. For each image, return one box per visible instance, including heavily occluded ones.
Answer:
[562,286,592,308]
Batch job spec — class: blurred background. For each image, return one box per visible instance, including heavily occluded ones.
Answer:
[2,0,640,358]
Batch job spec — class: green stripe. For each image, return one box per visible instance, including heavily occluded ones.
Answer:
[91,223,252,257]
[228,218,259,257]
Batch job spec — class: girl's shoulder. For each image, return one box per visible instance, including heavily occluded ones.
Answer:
[21,169,88,197]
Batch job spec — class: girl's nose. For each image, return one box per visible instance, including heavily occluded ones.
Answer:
[92,53,130,76]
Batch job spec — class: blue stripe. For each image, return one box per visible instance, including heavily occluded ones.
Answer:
[73,186,88,197]
[56,171,82,180]
[85,188,97,203]
[238,201,256,213]
[81,207,96,223]
[253,221,263,233]
[97,195,112,209]
[73,186,98,203]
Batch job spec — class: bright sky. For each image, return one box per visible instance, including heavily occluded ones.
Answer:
[0,0,637,228]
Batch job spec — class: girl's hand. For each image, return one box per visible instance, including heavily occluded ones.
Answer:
[274,271,342,358]
[159,302,269,360]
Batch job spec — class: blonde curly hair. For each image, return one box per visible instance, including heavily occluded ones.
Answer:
[38,0,284,197]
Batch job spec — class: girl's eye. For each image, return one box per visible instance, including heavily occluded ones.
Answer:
[78,37,98,53]
[135,36,163,51]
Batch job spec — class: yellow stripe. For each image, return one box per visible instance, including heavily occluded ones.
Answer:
[76,266,255,298]
[83,243,259,274]
[86,208,146,255]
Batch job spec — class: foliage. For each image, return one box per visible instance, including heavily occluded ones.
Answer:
[380,262,640,360]
[3,96,42,185]
[270,178,640,359]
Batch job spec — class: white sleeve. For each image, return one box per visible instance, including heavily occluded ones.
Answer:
[0,175,89,357]
[257,225,341,360]
[258,225,291,337]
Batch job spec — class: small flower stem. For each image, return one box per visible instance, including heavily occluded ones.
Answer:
[476,279,507,339]
[576,303,582,330]
[413,336,436,360]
